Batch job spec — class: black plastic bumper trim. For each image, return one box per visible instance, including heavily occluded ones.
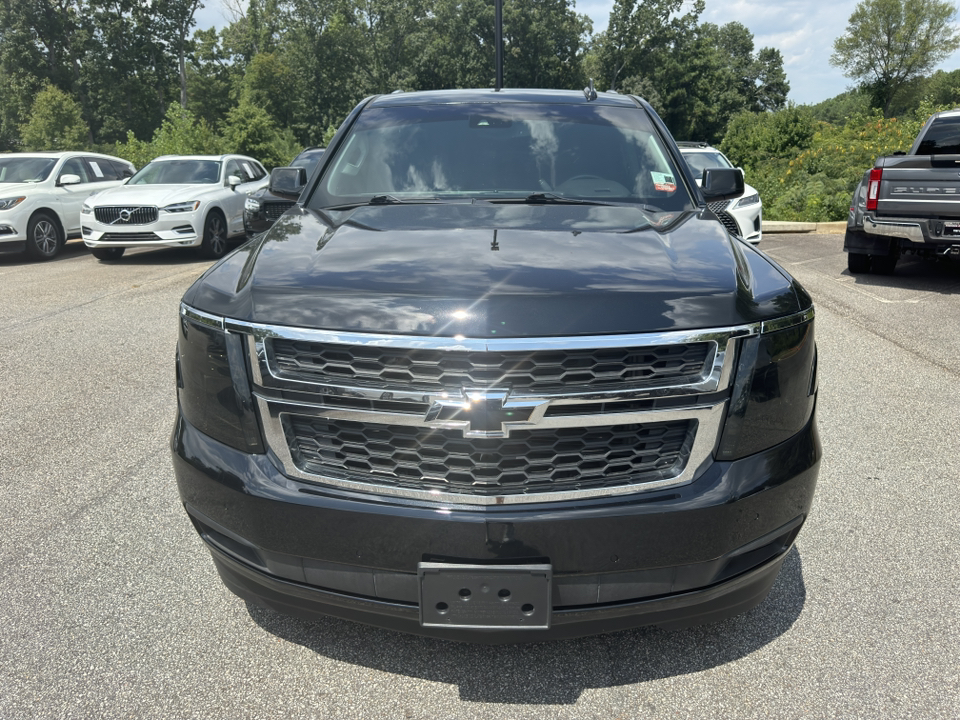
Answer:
[206,541,789,643]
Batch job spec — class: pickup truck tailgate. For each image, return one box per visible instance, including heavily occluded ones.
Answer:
[877,155,960,217]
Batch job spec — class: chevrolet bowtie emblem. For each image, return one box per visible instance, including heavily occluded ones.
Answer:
[424,389,539,438]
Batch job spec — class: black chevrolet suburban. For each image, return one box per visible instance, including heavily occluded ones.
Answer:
[172,89,820,642]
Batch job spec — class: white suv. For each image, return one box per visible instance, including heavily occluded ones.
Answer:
[678,143,762,244]
[0,152,134,260]
[82,154,269,261]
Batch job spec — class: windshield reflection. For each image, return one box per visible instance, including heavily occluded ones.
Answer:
[313,104,694,216]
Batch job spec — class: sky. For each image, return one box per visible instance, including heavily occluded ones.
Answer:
[193,0,960,106]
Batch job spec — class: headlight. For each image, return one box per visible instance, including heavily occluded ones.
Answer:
[177,304,263,453]
[163,201,201,213]
[735,193,760,208]
[81,201,93,214]
[0,196,26,211]
[716,310,817,461]
[244,198,261,212]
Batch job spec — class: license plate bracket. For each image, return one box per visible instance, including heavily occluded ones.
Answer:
[418,563,552,630]
[944,222,960,236]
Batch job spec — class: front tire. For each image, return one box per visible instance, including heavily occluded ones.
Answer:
[199,211,228,259]
[91,247,125,261]
[25,212,63,261]
[847,252,871,274]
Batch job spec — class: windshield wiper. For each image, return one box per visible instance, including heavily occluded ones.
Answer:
[325,194,443,211]
[488,192,617,206]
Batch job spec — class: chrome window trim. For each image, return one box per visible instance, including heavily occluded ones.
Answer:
[257,398,725,506]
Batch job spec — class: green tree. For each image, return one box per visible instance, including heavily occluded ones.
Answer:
[831,0,960,116]
[221,99,288,168]
[20,84,90,150]
[114,103,221,168]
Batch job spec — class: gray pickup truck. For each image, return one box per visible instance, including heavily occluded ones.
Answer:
[845,108,960,274]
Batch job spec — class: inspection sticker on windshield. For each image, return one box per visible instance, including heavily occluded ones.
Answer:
[651,172,676,192]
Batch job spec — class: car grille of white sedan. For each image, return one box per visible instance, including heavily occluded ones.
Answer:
[94,206,159,225]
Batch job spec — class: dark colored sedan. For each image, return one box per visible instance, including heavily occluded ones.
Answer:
[243,147,324,235]
[173,89,820,643]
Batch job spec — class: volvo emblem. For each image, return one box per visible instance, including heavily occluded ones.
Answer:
[119,208,132,222]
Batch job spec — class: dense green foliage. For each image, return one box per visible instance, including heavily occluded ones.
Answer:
[4,0,958,221]
[1,0,786,161]
[722,102,954,221]
[831,0,960,117]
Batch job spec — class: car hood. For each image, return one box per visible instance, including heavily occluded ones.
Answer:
[0,181,49,196]
[90,184,222,206]
[184,203,805,337]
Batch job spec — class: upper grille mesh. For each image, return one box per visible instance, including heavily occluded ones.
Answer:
[270,340,712,392]
[288,416,695,496]
[94,206,158,225]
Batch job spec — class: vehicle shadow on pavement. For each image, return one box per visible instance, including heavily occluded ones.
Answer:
[246,547,806,704]
[0,240,90,266]
[104,243,248,266]
[845,255,960,293]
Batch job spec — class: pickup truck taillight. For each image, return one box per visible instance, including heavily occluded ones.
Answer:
[176,305,264,453]
[866,167,883,211]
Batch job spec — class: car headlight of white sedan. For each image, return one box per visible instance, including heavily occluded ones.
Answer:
[0,196,26,211]
[735,193,760,208]
[163,201,201,213]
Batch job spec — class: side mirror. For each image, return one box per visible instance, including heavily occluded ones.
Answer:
[269,166,307,197]
[59,174,82,186]
[700,167,744,202]
[228,175,242,190]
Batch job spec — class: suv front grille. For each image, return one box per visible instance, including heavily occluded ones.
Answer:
[264,201,295,220]
[185,307,750,504]
[270,340,712,392]
[288,416,694,497]
[94,206,158,225]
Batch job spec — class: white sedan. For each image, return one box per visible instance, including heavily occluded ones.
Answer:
[679,143,762,244]
[0,151,134,260]
[82,154,269,260]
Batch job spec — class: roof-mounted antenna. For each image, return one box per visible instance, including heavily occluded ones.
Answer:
[583,78,597,101]
[494,0,503,91]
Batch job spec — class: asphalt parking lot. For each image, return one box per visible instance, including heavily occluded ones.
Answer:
[1,234,958,719]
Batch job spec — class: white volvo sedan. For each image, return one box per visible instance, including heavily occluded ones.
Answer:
[82,154,268,260]
[0,152,134,260]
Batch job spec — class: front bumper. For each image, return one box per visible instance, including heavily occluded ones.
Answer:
[172,408,820,642]
[0,205,29,248]
[83,214,201,248]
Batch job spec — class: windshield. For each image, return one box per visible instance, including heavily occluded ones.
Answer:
[681,151,733,178]
[916,117,960,154]
[129,159,222,185]
[310,103,693,212]
[293,150,324,178]
[0,157,57,184]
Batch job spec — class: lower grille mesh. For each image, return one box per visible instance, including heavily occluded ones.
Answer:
[287,416,695,496]
[264,201,295,220]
